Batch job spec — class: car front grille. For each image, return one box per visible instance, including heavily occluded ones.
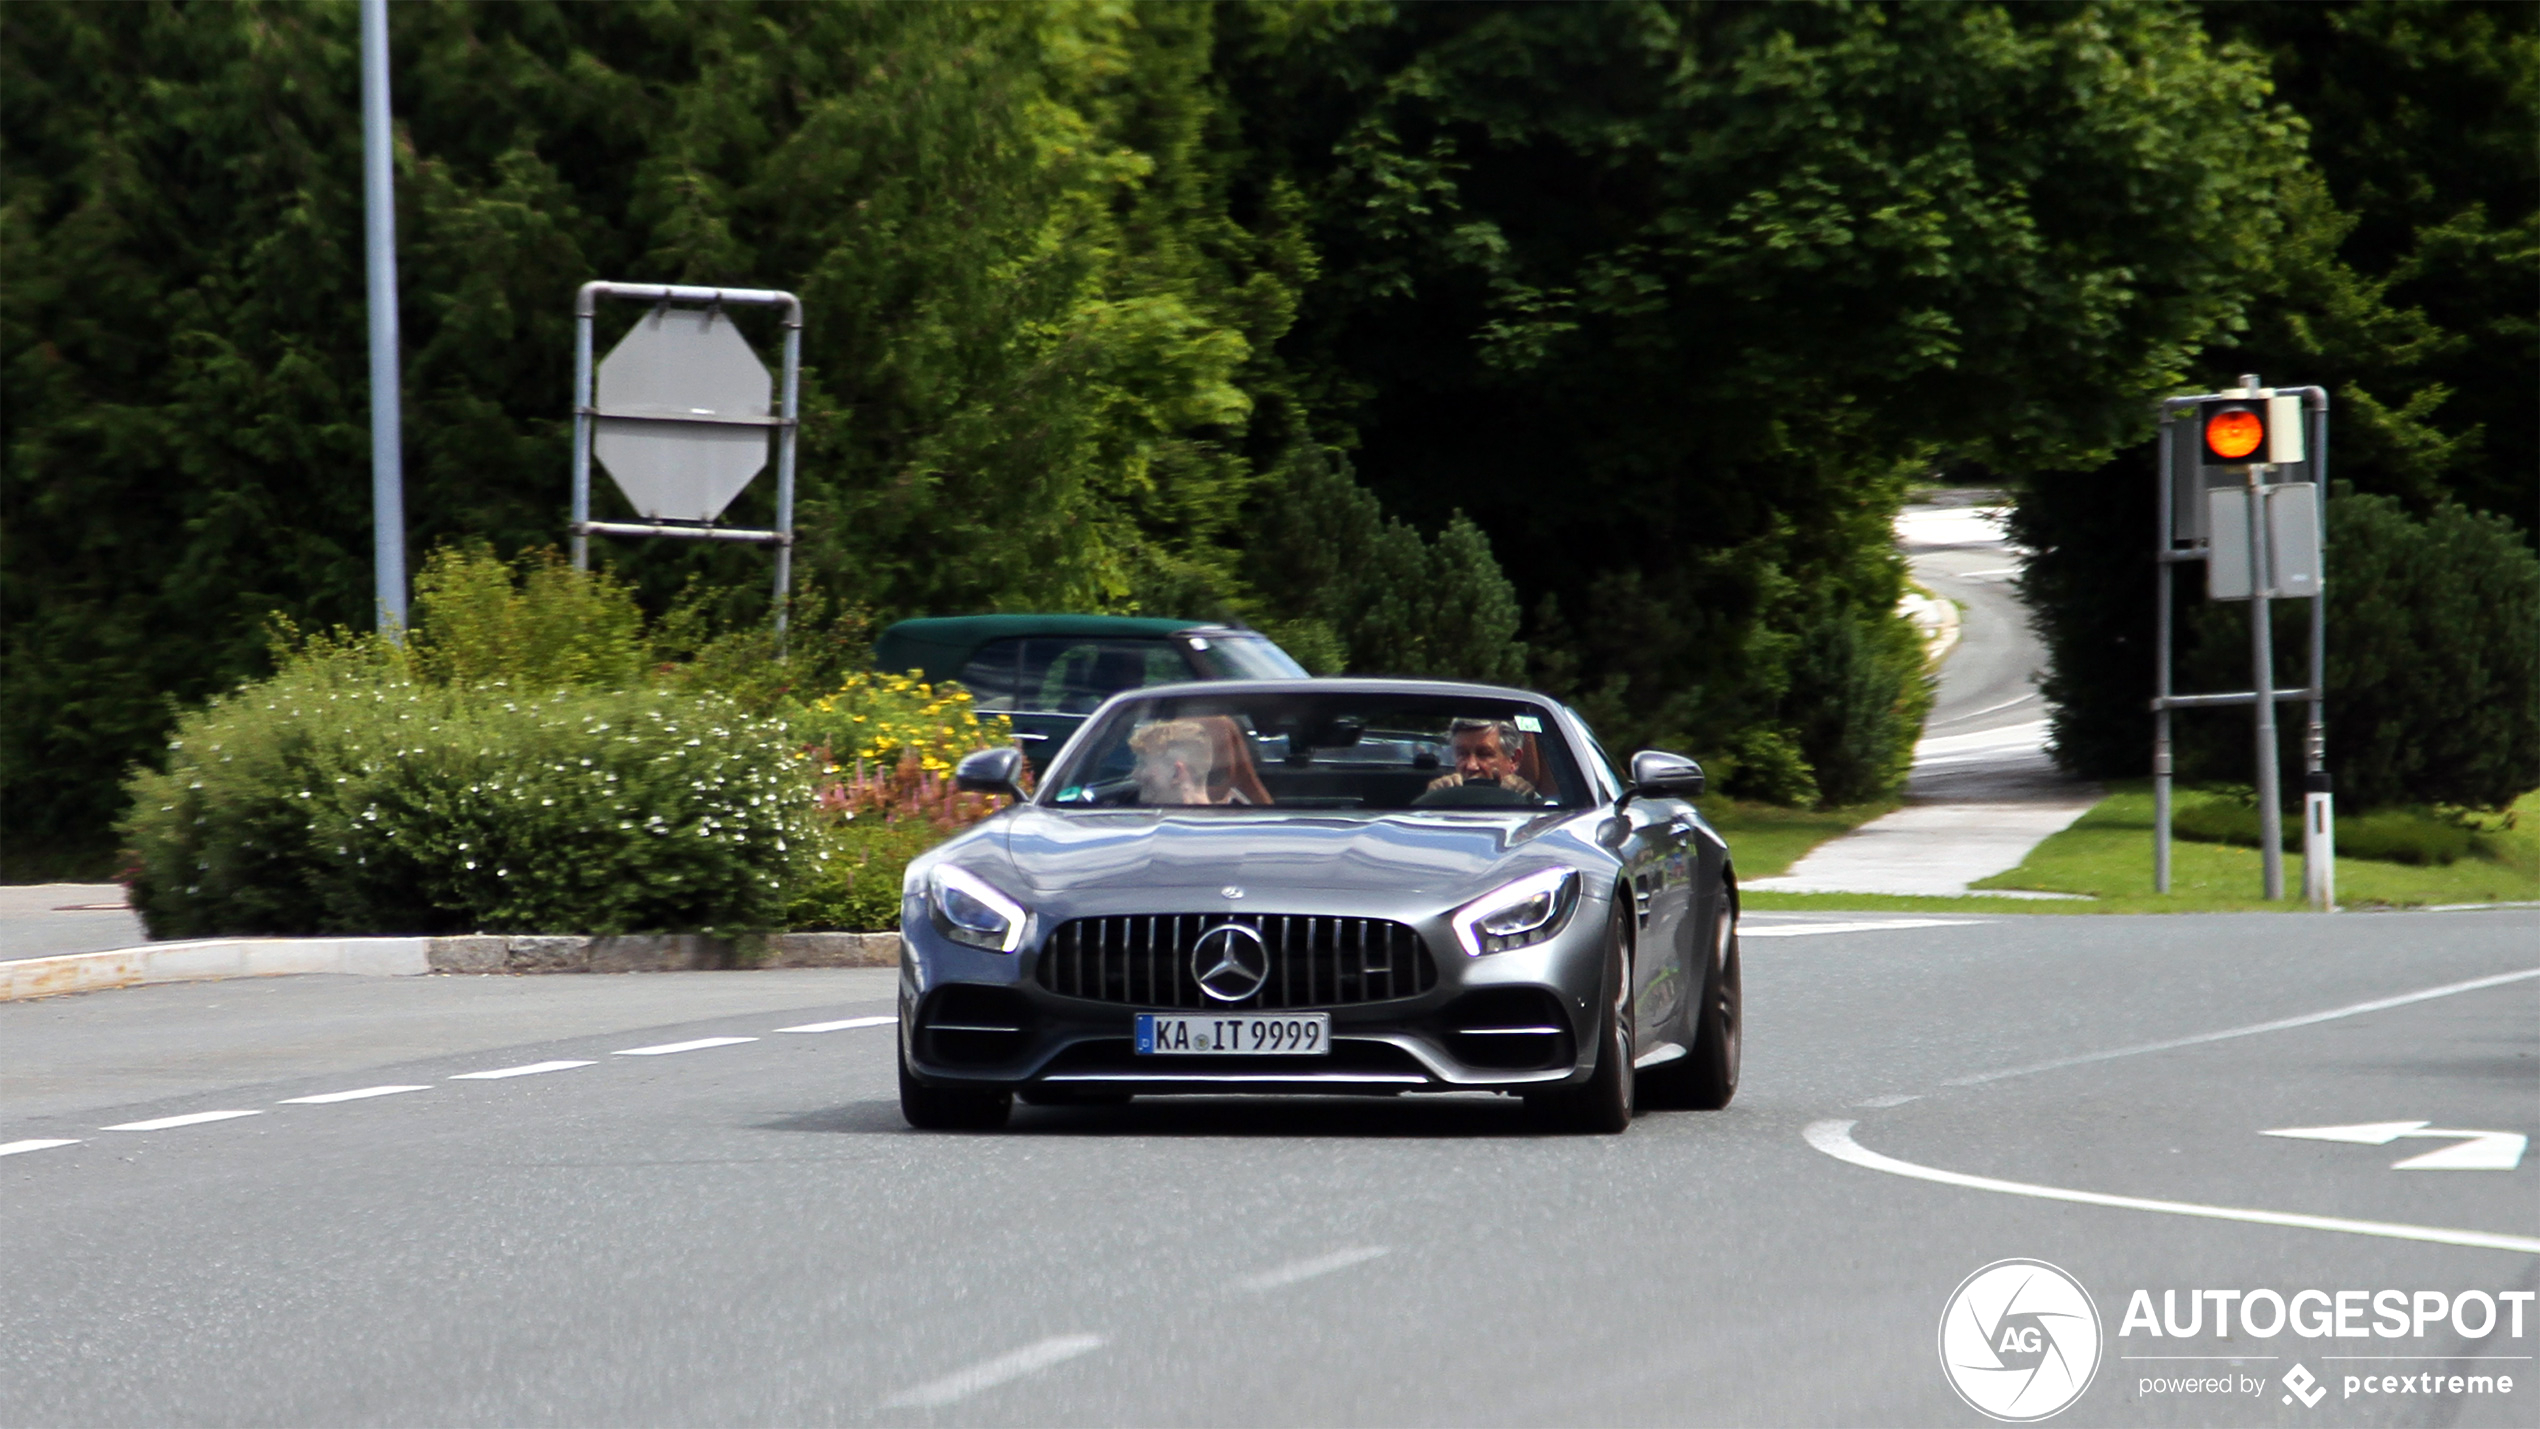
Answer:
[1034,914,1436,1010]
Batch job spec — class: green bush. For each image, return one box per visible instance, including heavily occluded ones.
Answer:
[2302,495,2540,811]
[1778,609,1935,808]
[2172,792,2487,867]
[787,817,947,932]
[123,651,815,938]
[1244,449,1529,686]
[405,545,650,691]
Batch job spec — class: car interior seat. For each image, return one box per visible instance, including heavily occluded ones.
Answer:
[1194,715,1274,805]
[1514,729,1555,799]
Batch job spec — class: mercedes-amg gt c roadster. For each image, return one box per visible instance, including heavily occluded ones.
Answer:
[895,678,1740,1132]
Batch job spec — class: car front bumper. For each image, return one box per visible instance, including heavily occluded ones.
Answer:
[896,891,1616,1096]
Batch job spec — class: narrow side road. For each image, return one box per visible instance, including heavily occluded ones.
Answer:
[1752,492,2101,897]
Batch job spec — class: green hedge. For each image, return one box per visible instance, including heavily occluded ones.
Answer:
[2171,794,2488,867]
[123,652,815,938]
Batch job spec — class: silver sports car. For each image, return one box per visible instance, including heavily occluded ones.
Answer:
[895,678,1741,1133]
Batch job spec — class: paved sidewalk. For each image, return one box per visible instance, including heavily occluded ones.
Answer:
[1747,495,2100,897]
[0,884,145,962]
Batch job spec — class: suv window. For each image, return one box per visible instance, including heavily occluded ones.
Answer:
[960,638,1193,713]
[1191,633,1310,680]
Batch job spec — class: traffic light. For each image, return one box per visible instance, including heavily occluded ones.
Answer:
[2196,394,2305,469]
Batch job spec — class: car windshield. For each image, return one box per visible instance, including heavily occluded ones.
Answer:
[1043,692,1588,811]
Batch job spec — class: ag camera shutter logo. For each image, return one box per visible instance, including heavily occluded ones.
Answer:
[1939,1259,2103,1421]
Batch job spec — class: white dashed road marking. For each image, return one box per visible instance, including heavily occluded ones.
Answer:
[1237,1246,1390,1292]
[9,1013,884,1151]
[103,1110,262,1132]
[449,1060,595,1080]
[1948,965,2540,1086]
[882,1334,1106,1409]
[1741,919,1980,938]
[280,1085,432,1105]
[614,1036,758,1056]
[776,1016,896,1033]
[1807,1119,2540,1255]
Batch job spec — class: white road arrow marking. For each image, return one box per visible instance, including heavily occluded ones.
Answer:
[2390,1134,2529,1171]
[2263,1121,2431,1145]
[2263,1121,2528,1171]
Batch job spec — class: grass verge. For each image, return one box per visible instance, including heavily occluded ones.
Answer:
[1696,797,1898,880]
[1736,783,2539,915]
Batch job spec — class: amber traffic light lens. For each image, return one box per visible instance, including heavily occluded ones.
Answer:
[2205,407,2264,460]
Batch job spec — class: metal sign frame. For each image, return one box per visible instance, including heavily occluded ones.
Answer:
[570,281,802,631]
[2153,375,2332,907]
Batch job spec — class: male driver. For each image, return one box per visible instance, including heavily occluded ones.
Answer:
[1425,717,1540,800]
[1129,719,1215,805]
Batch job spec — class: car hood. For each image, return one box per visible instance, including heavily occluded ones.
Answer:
[993,806,1581,899]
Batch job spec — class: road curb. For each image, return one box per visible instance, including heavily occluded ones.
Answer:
[0,931,900,1002]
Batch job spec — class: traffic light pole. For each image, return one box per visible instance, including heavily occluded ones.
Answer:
[2301,394,2335,908]
[2154,401,2181,894]
[2243,459,2285,900]
[2150,378,2333,908]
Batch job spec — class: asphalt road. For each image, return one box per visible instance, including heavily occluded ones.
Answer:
[1896,495,2080,804]
[4,911,2535,1427]
[0,882,145,962]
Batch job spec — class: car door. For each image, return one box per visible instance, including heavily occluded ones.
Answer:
[1568,714,1697,1053]
[1623,794,1698,1045]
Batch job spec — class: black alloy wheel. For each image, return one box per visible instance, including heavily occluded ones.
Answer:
[1681,885,1740,1109]
[1527,897,1635,1134]
[899,1048,1013,1130]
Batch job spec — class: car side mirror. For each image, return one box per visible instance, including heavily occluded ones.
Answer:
[1626,749,1705,800]
[954,746,1026,799]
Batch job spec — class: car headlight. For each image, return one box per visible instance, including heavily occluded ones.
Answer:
[926,863,1028,953]
[1453,867,1581,957]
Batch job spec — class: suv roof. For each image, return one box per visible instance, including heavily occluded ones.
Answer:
[873,614,1241,684]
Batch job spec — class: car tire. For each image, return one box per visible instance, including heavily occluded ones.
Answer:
[1680,887,1740,1110]
[899,1048,1013,1130]
[1526,899,1634,1134]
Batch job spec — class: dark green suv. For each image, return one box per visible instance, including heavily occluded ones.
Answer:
[871,615,1308,768]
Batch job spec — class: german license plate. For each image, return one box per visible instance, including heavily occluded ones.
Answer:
[1135,1012,1329,1056]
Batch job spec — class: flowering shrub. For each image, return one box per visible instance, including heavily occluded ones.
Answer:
[796,670,1012,774]
[788,744,1021,932]
[122,653,816,937]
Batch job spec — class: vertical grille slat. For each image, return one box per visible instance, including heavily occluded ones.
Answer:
[1034,913,1434,1010]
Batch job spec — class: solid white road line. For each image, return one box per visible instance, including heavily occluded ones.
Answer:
[614,1036,758,1056]
[1949,965,2540,1086]
[102,1110,262,1132]
[775,1016,895,1033]
[278,1085,432,1105]
[0,1139,82,1157]
[1238,1246,1391,1292]
[448,1060,595,1080]
[881,1334,1106,1409]
[1741,919,1981,938]
[1806,1120,2540,1256]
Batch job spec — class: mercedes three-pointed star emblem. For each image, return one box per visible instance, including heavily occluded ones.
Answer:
[1191,922,1270,1003]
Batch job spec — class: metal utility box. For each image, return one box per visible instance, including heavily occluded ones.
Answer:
[2205,483,2321,601]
